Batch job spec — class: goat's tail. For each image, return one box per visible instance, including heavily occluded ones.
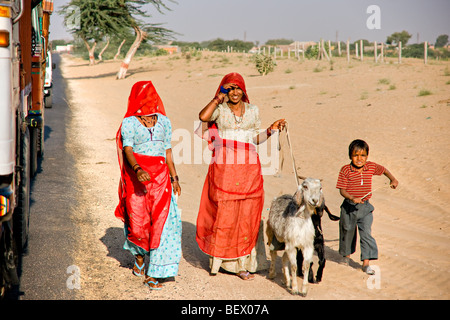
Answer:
[325,205,340,221]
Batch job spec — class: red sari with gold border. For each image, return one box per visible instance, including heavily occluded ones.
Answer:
[196,123,264,259]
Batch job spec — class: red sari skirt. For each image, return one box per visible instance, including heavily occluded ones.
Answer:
[115,154,171,252]
[196,138,264,259]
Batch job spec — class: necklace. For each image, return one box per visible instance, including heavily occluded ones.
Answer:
[229,102,244,124]
[139,115,157,128]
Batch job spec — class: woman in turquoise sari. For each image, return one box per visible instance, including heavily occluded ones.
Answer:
[115,81,181,290]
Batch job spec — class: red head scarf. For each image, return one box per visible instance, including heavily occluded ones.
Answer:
[115,81,166,193]
[215,72,249,103]
[124,81,166,117]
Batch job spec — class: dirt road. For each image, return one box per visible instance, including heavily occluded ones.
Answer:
[59,52,449,302]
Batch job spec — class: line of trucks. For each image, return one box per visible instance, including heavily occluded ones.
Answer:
[0,0,54,298]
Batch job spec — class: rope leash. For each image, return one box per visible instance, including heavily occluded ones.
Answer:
[283,121,300,187]
[360,184,392,200]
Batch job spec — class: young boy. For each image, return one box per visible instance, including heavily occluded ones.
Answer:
[336,139,398,275]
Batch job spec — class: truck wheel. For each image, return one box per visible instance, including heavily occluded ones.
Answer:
[0,221,20,299]
[44,89,52,108]
[13,127,31,252]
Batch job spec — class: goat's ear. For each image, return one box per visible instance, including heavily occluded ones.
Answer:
[296,204,306,216]
[293,185,303,206]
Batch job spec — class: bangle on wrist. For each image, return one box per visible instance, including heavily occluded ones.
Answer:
[170,175,179,183]
[213,96,221,104]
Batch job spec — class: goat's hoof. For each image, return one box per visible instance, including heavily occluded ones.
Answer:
[268,272,276,279]
[299,291,308,297]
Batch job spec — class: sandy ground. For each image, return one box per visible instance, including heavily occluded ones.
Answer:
[59,51,450,300]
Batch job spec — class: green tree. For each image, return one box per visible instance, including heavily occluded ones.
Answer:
[60,0,129,65]
[206,38,254,52]
[265,38,293,46]
[435,34,449,48]
[114,0,176,79]
[386,30,412,45]
[60,0,175,72]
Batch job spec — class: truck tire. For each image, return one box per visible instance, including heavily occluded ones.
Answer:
[38,124,44,158]
[44,89,52,108]
[0,221,20,300]
[13,127,31,252]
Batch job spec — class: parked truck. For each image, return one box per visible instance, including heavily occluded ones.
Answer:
[0,0,53,298]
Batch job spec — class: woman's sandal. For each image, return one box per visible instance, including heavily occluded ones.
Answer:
[144,277,163,290]
[132,256,145,277]
[237,271,255,281]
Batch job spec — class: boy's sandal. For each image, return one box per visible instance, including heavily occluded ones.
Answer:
[144,277,162,290]
[362,266,375,275]
[132,258,145,277]
[237,271,255,281]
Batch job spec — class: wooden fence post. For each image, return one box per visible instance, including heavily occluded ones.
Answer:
[360,40,364,61]
[398,41,402,64]
[328,40,332,59]
[356,43,359,58]
[424,41,428,64]
[321,39,330,61]
[380,42,384,63]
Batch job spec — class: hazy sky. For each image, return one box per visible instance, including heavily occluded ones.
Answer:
[50,0,450,44]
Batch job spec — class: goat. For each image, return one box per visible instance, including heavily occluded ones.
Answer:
[297,202,339,283]
[270,201,339,284]
[266,178,323,296]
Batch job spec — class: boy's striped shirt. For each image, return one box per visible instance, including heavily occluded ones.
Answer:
[336,161,385,200]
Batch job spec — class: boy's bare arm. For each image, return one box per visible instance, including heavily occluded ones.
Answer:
[384,168,399,189]
[339,188,364,204]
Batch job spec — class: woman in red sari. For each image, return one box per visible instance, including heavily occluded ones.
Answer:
[196,73,285,280]
[115,81,181,290]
